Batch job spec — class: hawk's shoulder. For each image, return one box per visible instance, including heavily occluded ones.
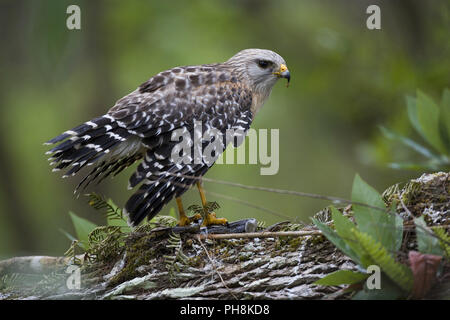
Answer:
[136,64,222,93]
[106,63,253,137]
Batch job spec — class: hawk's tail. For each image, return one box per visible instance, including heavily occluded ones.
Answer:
[124,158,207,227]
[45,115,138,190]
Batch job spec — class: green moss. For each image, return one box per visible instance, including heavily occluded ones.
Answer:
[187,255,204,268]
[107,233,165,287]
[288,236,304,251]
[309,234,327,245]
[402,181,422,204]
[238,255,249,262]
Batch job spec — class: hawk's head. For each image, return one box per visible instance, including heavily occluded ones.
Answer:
[226,48,290,92]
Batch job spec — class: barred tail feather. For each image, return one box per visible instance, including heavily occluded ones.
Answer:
[74,152,143,193]
[125,163,208,227]
[44,116,115,145]
[45,115,142,191]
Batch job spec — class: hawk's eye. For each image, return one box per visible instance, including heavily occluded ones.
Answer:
[257,60,270,69]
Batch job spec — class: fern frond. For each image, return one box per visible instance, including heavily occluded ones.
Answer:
[134,216,178,233]
[164,232,189,282]
[257,220,266,231]
[285,223,305,231]
[134,223,154,233]
[64,240,82,265]
[149,215,178,228]
[352,228,414,292]
[187,204,203,215]
[88,226,122,244]
[86,193,124,221]
[187,201,220,216]
[312,207,332,223]
[86,226,124,262]
[382,183,400,205]
[432,227,450,258]
[205,201,220,213]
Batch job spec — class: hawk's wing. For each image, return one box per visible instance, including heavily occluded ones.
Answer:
[109,64,252,138]
[114,65,254,225]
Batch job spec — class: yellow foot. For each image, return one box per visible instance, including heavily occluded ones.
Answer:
[201,212,228,227]
[178,213,202,227]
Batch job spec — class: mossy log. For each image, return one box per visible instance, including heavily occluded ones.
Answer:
[0,172,448,300]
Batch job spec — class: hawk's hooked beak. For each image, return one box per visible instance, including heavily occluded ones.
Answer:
[273,64,290,87]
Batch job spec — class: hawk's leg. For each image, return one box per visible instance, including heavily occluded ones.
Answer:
[176,197,201,226]
[196,181,228,227]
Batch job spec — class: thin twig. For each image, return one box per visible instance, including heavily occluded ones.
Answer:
[147,175,296,221]
[206,190,294,221]
[195,235,238,299]
[400,198,414,219]
[162,172,389,213]
[197,230,321,240]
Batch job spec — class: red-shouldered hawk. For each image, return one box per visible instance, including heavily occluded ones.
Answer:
[45,49,290,227]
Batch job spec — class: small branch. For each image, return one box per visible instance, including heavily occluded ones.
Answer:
[400,197,414,218]
[196,230,321,240]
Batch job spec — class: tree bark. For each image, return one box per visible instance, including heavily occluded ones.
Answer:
[0,172,448,300]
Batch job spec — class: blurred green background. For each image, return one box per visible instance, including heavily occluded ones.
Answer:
[0,0,448,259]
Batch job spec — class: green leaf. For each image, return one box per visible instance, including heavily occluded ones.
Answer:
[432,227,450,258]
[352,274,406,300]
[415,90,447,154]
[351,229,413,293]
[407,95,421,137]
[415,216,444,256]
[441,88,450,150]
[68,211,98,250]
[331,207,356,238]
[379,126,438,159]
[330,207,372,267]
[314,270,369,286]
[351,174,402,252]
[59,228,77,243]
[311,217,362,265]
[388,162,442,171]
[390,200,404,252]
[442,88,450,113]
